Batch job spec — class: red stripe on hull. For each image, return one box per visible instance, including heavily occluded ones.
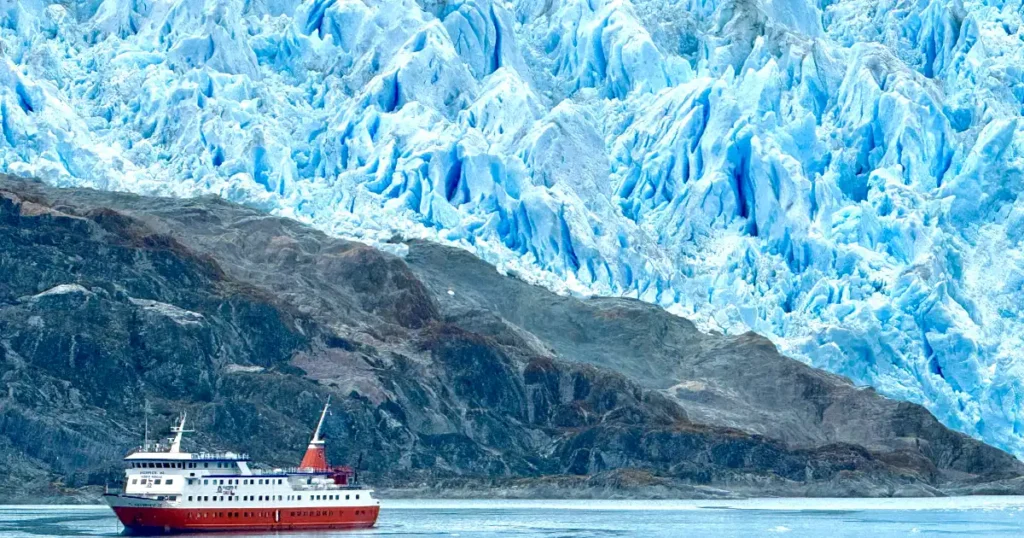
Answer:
[111,505,379,534]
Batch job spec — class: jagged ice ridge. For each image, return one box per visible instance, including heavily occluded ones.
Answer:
[3,0,1024,455]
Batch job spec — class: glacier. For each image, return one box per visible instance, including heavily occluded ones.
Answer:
[3,0,1024,455]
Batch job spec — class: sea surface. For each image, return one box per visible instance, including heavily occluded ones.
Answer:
[3,498,1024,537]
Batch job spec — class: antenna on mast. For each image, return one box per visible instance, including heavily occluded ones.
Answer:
[311,395,331,445]
[143,399,150,451]
[169,412,193,453]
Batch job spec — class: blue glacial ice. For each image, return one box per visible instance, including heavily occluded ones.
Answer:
[3,0,1024,455]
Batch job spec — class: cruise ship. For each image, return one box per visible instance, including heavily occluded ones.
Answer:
[103,402,379,534]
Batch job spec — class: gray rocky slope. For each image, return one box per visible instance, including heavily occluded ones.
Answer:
[1,176,1022,502]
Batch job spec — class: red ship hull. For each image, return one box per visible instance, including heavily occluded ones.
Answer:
[109,503,379,534]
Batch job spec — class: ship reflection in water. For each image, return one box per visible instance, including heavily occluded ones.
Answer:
[4,498,1024,537]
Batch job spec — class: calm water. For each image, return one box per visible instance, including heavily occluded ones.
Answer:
[3,498,1024,537]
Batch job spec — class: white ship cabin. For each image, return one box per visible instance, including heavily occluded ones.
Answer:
[119,410,374,509]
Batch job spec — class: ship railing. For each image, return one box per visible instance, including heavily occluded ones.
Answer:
[125,447,250,461]
[289,482,365,491]
[242,465,353,475]
[190,451,250,461]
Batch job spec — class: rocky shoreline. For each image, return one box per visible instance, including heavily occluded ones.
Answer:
[1,176,1022,505]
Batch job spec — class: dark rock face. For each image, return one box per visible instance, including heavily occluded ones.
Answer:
[0,176,1021,502]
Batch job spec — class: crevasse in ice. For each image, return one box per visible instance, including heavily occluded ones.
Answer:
[3,0,1024,455]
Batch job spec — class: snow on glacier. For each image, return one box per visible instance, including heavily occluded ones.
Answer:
[3,0,1024,454]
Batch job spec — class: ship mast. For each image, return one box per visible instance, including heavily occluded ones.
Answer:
[299,397,331,471]
[169,412,193,453]
[311,397,330,445]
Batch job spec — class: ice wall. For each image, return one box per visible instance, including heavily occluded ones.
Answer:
[4,0,1024,455]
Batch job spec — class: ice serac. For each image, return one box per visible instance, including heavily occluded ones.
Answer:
[4,0,1024,457]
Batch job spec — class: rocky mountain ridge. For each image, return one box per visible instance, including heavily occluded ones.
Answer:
[1,176,1021,502]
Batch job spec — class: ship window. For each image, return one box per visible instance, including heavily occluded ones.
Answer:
[356,495,360,499]
[203,480,208,485]
[204,463,208,468]
[131,479,137,485]
[188,496,193,501]
[166,479,173,485]
[155,479,162,485]
[170,496,177,501]
[204,496,209,501]
[278,479,282,485]
[298,496,302,501]
[346,495,349,500]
